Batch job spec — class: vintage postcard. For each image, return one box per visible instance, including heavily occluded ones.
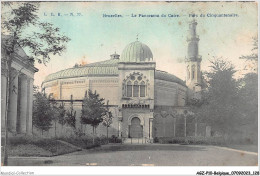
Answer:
[1,0,259,175]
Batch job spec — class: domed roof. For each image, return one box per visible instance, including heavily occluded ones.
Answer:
[120,41,153,62]
[43,59,119,83]
[155,70,187,87]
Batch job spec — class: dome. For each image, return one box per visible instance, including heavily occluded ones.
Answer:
[120,41,153,62]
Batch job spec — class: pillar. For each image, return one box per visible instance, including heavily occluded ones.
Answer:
[149,118,153,142]
[7,70,19,133]
[118,120,121,138]
[1,74,7,132]
[26,78,33,134]
[19,75,28,134]
[173,118,176,137]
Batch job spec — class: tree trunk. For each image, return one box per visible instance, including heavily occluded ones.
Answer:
[61,125,64,137]
[42,129,43,136]
[3,61,12,166]
[92,126,95,145]
[4,33,17,166]
[54,121,57,138]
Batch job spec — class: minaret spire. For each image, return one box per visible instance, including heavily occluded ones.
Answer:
[187,20,201,62]
[185,20,202,99]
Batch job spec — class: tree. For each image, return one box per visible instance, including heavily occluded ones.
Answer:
[1,2,70,165]
[195,58,240,138]
[57,102,66,134]
[81,90,107,144]
[237,36,258,143]
[33,92,53,136]
[102,100,113,143]
[240,36,258,72]
[65,98,77,135]
[237,73,258,143]
[48,95,60,138]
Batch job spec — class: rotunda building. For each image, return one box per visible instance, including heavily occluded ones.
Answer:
[42,40,188,141]
[42,20,205,141]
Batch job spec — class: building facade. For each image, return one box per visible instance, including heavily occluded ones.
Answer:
[1,36,38,135]
[42,21,206,141]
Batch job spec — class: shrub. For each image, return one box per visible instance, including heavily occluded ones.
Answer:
[109,135,122,143]
[154,136,227,145]
[58,135,105,149]
[154,137,159,143]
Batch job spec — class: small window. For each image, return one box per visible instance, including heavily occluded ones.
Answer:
[133,81,139,97]
[140,81,145,97]
[127,81,132,97]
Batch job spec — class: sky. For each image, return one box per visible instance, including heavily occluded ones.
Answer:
[3,1,258,86]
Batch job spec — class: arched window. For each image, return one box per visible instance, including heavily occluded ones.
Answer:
[140,81,145,97]
[133,81,139,97]
[127,81,132,97]
[124,73,148,98]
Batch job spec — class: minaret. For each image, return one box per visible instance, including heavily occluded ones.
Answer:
[185,20,202,98]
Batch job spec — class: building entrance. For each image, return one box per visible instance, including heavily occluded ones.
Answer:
[129,117,143,138]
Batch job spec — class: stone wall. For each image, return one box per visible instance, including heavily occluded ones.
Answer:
[43,77,119,105]
[154,79,187,106]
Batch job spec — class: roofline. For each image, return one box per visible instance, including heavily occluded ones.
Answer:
[42,74,119,86]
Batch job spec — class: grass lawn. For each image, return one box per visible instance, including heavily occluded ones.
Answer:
[1,136,81,157]
[225,144,258,153]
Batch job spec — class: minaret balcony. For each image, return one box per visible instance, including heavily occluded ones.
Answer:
[185,55,202,62]
[186,36,200,42]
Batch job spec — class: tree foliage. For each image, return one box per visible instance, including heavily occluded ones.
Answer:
[237,73,258,143]
[32,91,53,134]
[57,102,67,127]
[102,101,113,128]
[102,101,113,141]
[81,90,107,144]
[65,101,76,130]
[1,2,70,66]
[1,2,70,165]
[189,58,240,136]
[188,54,258,144]
[239,36,258,72]
[81,90,107,127]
